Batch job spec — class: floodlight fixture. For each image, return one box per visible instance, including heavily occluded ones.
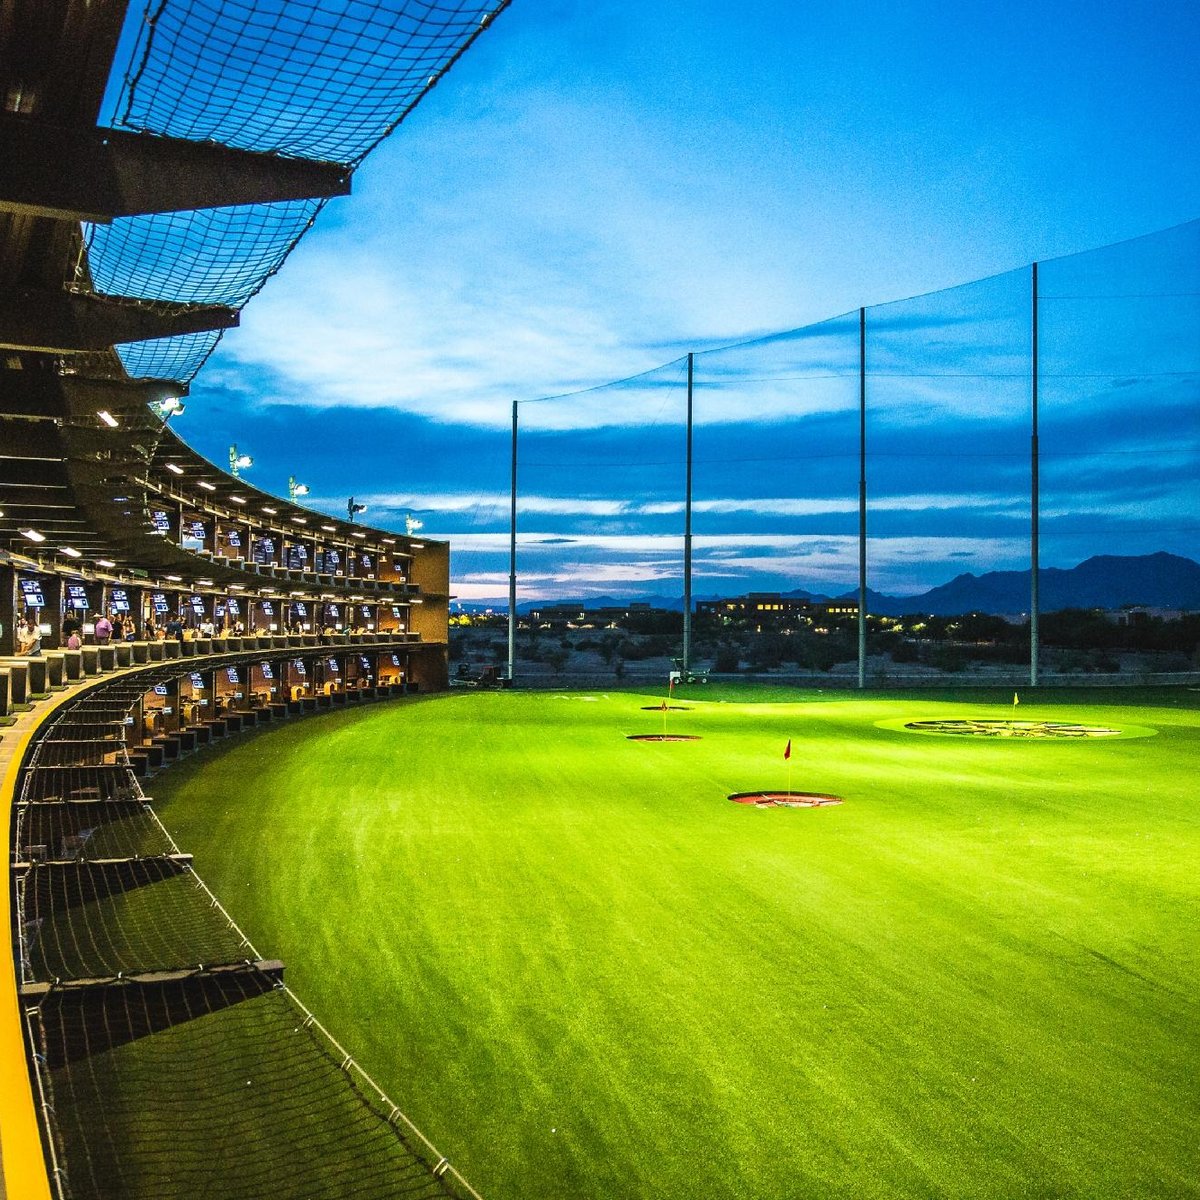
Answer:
[347,496,367,522]
[153,396,186,419]
[288,476,310,501]
[229,444,253,477]
[20,528,46,542]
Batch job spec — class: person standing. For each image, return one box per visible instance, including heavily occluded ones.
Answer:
[16,616,41,656]
[94,613,113,645]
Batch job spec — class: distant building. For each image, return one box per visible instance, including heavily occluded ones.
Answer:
[696,593,857,624]
[1103,606,1191,625]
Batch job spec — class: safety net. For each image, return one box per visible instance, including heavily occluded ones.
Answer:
[14,664,483,1200]
[83,0,510,382]
[490,219,1199,683]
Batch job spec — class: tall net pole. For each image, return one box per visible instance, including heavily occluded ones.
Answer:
[682,352,694,675]
[508,400,518,683]
[1030,262,1040,688]
[858,307,867,689]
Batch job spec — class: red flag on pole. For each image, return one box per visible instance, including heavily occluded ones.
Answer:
[784,739,792,760]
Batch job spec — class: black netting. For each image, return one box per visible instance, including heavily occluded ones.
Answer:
[36,987,466,1200]
[12,665,482,1200]
[85,0,510,381]
[116,0,506,164]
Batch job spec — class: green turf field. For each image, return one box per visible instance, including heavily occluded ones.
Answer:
[153,687,1200,1200]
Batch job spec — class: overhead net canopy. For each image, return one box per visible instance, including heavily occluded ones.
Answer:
[84,0,508,381]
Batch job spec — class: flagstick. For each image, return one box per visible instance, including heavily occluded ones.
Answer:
[787,754,793,797]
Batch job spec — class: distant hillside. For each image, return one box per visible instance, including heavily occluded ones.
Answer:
[456,553,1200,617]
[848,552,1200,616]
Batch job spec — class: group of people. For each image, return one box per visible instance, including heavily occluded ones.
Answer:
[141,614,247,642]
[13,610,378,656]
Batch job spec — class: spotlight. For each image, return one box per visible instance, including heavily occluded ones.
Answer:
[229,445,253,477]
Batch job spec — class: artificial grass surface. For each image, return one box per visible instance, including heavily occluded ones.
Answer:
[152,687,1200,1199]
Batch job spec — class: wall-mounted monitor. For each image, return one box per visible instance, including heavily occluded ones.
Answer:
[359,656,371,671]
[110,588,131,613]
[151,592,170,613]
[190,673,205,689]
[260,662,273,680]
[361,554,372,569]
[391,655,401,667]
[293,660,307,676]
[225,599,240,616]
[66,584,90,611]
[182,519,207,550]
[391,605,403,618]
[293,602,307,617]
[226,667,240,684]
[189,595,206,615]
[153,684,168,696]
[326,658,340,673]
[261,601,274,615]
[151,509,171,534]
[226,530,241,548]
[20,578,46,607]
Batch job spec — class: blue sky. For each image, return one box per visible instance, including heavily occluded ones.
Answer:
[162,0,1200,602]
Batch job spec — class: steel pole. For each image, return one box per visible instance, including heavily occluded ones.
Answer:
[508,400,518,683]
[858,307,867,689]
[683,353,694,675]
[1031,263,1040,688]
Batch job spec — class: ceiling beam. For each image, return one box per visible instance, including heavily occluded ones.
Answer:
[0,116,351,221]
[0,290,237,353]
